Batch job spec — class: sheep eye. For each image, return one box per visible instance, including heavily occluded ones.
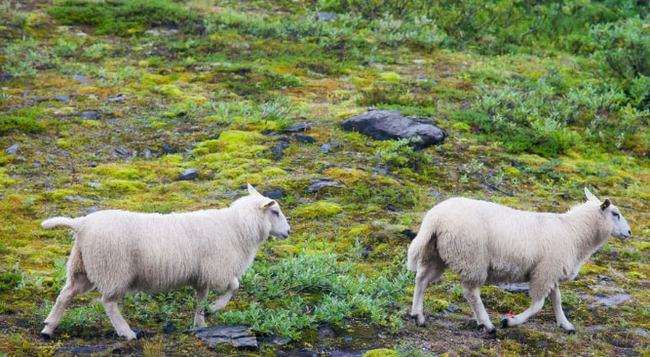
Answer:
[272,210,280,216]
[612,212,620,219]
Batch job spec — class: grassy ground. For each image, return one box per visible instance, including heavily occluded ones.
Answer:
[1,0,648,355]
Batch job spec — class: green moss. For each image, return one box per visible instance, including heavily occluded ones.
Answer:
[363,348,398,357]
[0,107,44,134]
[293,201,343,219]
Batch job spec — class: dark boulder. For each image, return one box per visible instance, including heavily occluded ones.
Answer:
[341,110,446,150]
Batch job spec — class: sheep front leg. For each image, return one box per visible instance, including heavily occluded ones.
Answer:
[210,278,239,312]
[193,287,209,329]
[462,285,496,334]
[550,285,575,333]
[101,296,137,340]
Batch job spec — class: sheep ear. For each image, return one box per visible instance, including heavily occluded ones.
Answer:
[247,183,261,196]
[260,199,276,210]
[584,187,599,202]
[600,198,611,211]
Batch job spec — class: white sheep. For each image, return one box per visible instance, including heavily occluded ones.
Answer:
[407,188,631,333]
[40,184,290,340]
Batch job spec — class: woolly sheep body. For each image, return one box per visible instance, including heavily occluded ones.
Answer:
[40,185,290,340]
[407,190,631,333]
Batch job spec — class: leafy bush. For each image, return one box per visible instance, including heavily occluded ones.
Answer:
[590,17,650,80]
[218,253,410,339]
[1,39,56,77]
[49,0,203,36]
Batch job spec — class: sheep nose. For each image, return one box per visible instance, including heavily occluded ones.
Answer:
[627,230,632,236]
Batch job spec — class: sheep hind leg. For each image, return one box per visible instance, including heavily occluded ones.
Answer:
[462,285,496,334]
[550,285,575,333]
[41,273,93,339]
[502,277,551,328]
[410,263,443,326]
[193,287,208,329]
[101,296,137,340]
[210,278,239,312]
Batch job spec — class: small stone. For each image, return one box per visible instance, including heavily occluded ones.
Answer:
[163,321,176,334]
[80,110,100,120]
[271,140,289,160]
[0,72,13,82]
[317,325,336,339]
[263,188,284,200]
[162,143,175,154]
[5,144,19,155]
[194,325,257,349]
[284,122,311,133]
[87,181,101,189]
[320,143,331,153]
[316,12,337,21]
[73,74,89,84]
[498,283,530,293]
[64,195,86,202]
[143,148,153,159]
[113,147,132,158]
[294,134,315,144]
[401,229,417,240]
[107,93,127,103]
[445,303,461,313]
[54,95,70,102]
[179,168,199,181]
[85,206,99,214]
[57,345,109,355]
[591,293,632,308]
[307,179,342,193]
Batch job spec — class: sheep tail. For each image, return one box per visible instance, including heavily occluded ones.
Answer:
[407,211,437,272]
[41,217,81,231]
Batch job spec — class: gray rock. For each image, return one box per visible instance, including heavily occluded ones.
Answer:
[73,74,89,84]
[498,282,530,293]
[85,206,100,214]
[317,325,336,339]
[320,143,331,153]
[284,122,311,133]
[263,188,284,200]
[630,328,649,339]
[194,325,257,349]
[143,148,153,159]
[271,140,290,160]
[294,134,315,144]
[341,109,446,150]
[54,95,70,102]
[179,168,199,181]
[113,147,132,158]
[316,12,337,21]
[329,351,363,357]
[87,181,101,189]
[57,344,109,355]
[0,72,13,82]
[591,293,632,308]
[307,179,342,193]
[5,144,19,155]
[162,143,175,154]
[107,93,127,103]
[80,110,100,120]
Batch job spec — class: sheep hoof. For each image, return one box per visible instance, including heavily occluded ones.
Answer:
[564,328,576,334]
[478,324,496,336]
[133,329,146,339]
[500,318,510,328]
[40,332,52,341]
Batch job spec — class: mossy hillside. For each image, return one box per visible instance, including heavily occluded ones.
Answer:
[0,0,648,355]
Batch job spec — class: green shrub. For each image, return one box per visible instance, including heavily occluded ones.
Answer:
[49,0,203,36]
[1,39,56,77]
[591,17,650,80]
